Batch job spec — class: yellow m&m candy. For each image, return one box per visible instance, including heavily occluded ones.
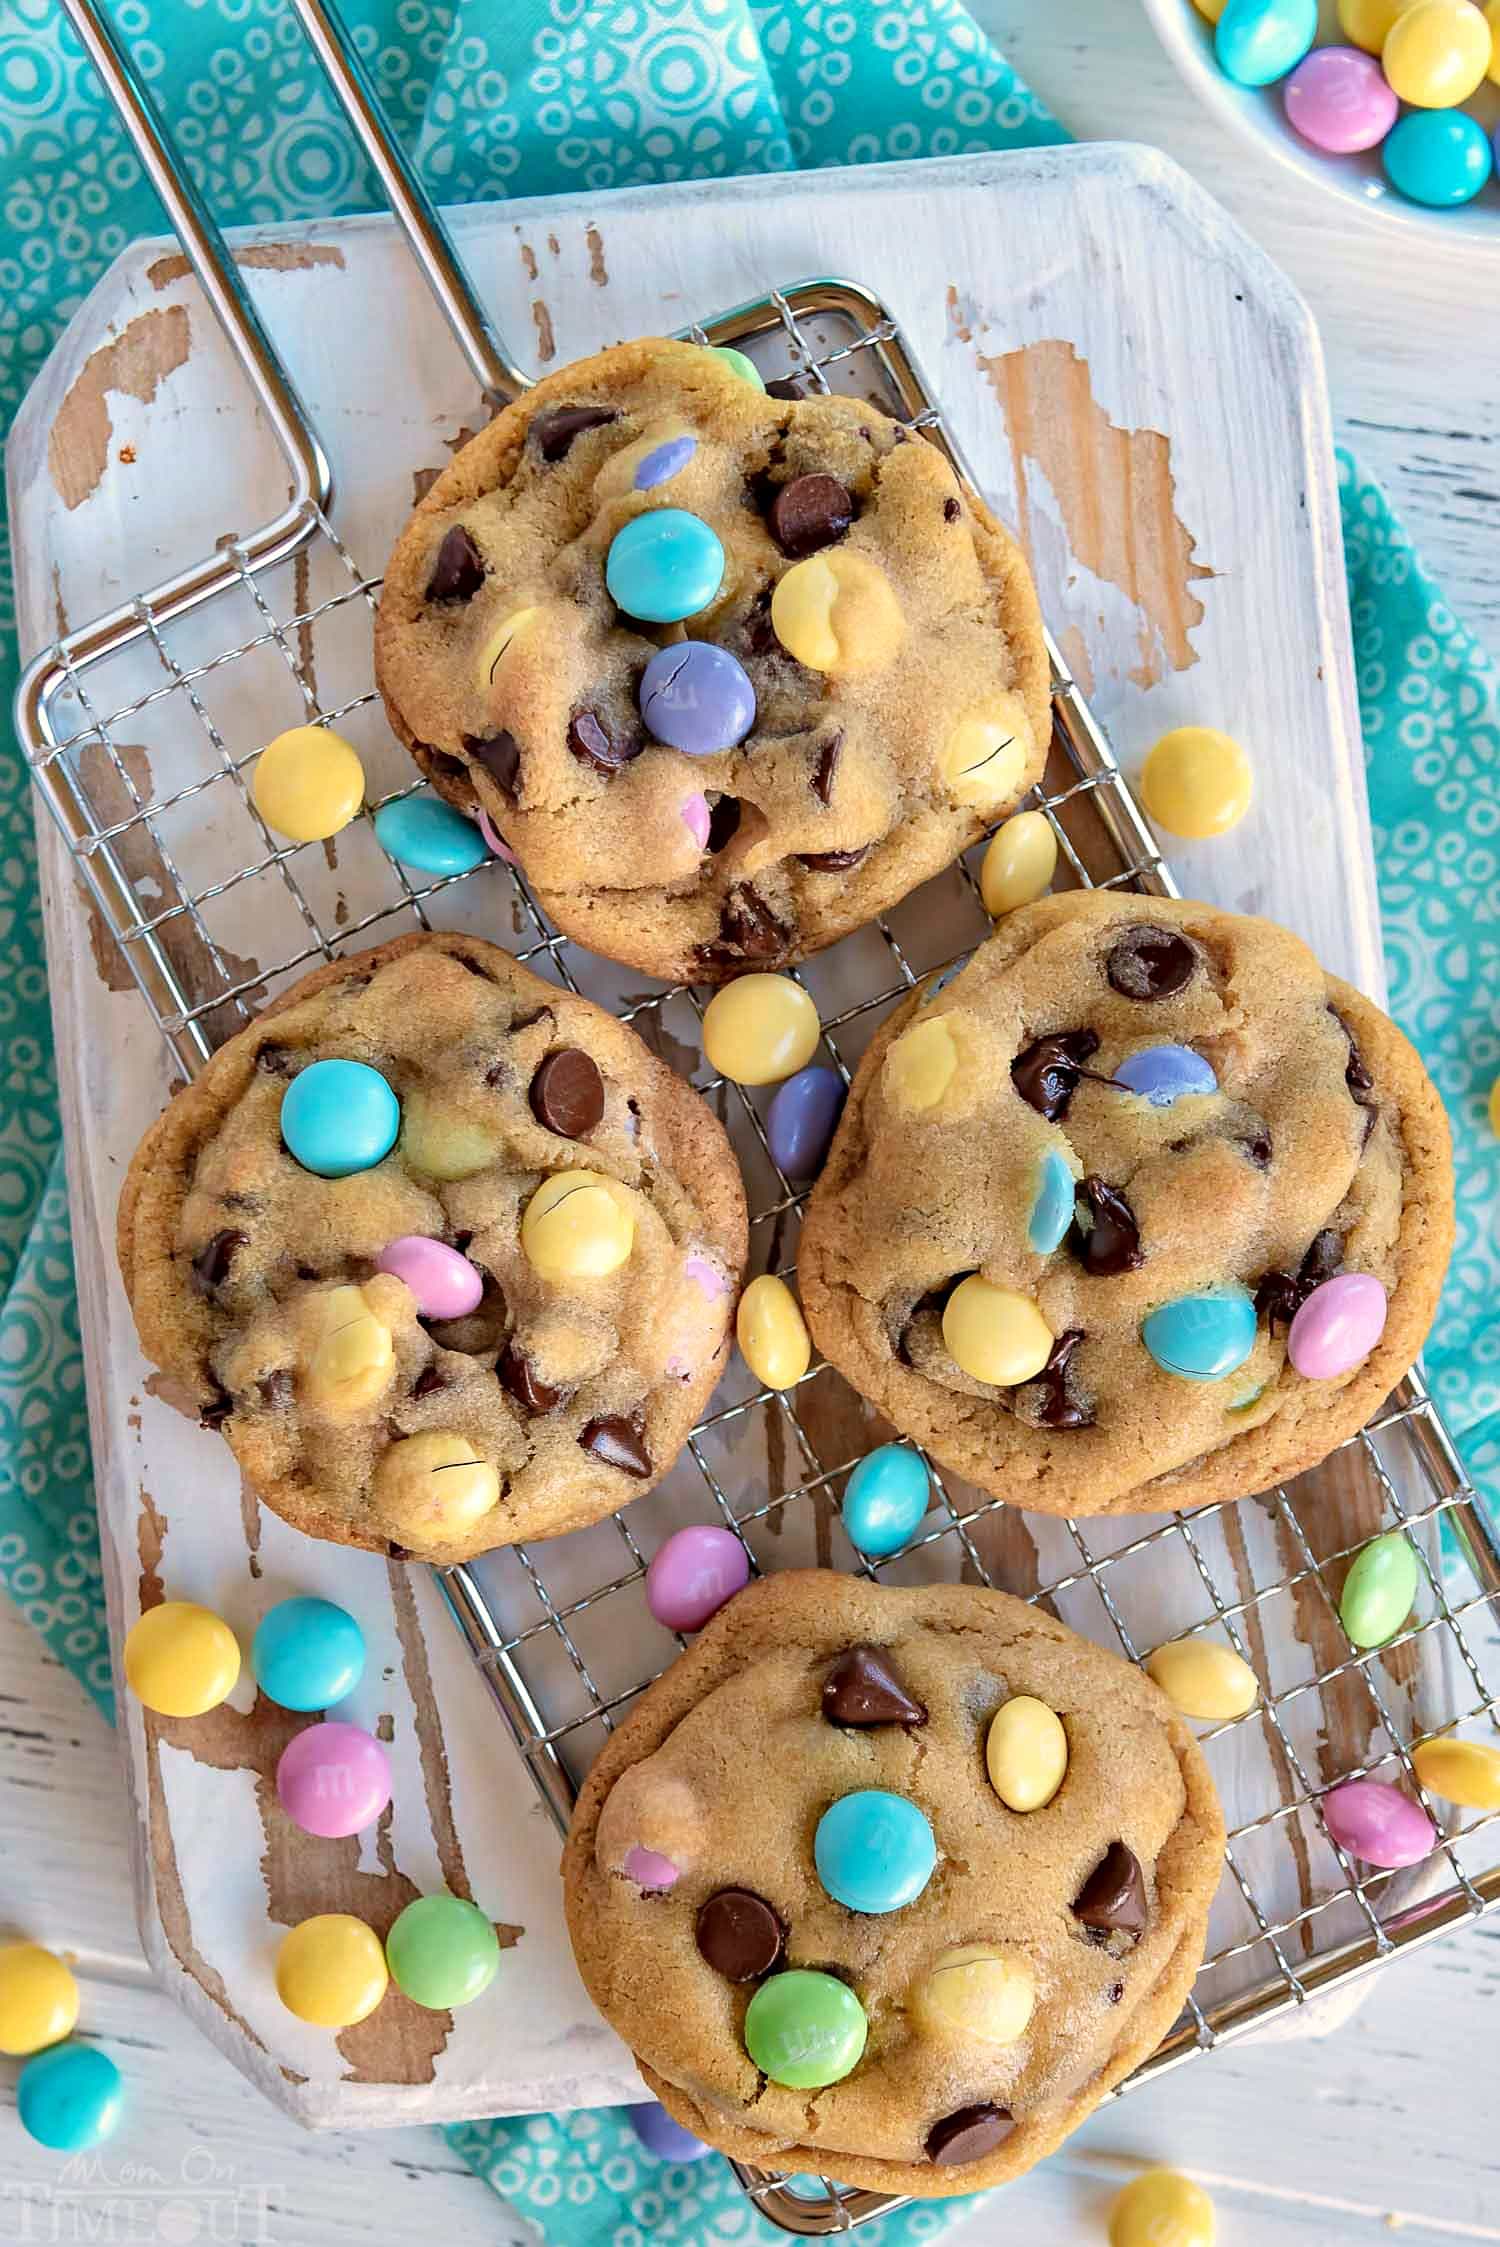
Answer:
[913,1944,1036,2046]
[0,1945,80,2056]
[522,1170,635,1280]
[941,705,1030,809]
[942,1277,1052,1387]
[770,550,903,676]
[1110,2168,1216,2247]
[1382,0,1492,106]
[1487,0,1500,80]
[276,1915,388,2028]
[400,1091,499,1182]
[475,605,544,693]
[736,1274,812,1391]
[124,1600,240,1718]
[1412,1734,1500,1810]
[303,1285,395,1414]
[883,1017,958,1112]
[1140,725,1252,840]
[1190,0,1227,16]
[1338,0,1407,46]
[373,1431,500,1545]
[252,726,365,844]
[980,811,1057,916]
[1146,1637,1259,1722]
[701,974,820,1086]
[986,1696,1069,1811]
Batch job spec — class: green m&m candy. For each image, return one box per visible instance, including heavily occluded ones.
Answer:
[385,1895,500,2011]
[743,1969,867,2089]
[706,345,766,390]
[1340,1531,1420,1651]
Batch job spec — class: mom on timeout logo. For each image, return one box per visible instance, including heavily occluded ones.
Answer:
[1,2145,274,2241]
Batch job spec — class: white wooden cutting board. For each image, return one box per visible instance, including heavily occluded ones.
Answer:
[7,144,1426,2132]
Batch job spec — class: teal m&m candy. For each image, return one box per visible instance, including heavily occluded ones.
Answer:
[18,2042,123,2151]
[252,1596,365,1712]
[385,1894,500,2010]
[373,793,487,877]
[1215,0,1316,85]
[814,1789,936,1914]
[1142,1288,1257,1382]
[1382,109,1493,210]
[841,1444,930,1558]
[606,509,725,624]
[1340,1532,1420,1650]
[743,1970,867,2089]
[280,1059,399,1179]
[1027,1147,1076,1254]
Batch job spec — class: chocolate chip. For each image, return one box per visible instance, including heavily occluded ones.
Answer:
[943,496,961,524]
[255,1370,293,1410]
[798,846,869,872]
[256,1041,296,1077]
[1070,1179,1143,1278]
[925,2105,1013,2166]
[695,1889,785,1981]
[768,473,854,558]
[426,525,485,603]
[696,885,790,971]
[1254,1270,1300,1328]
[1016,1328,1093,1430]
[579,1413,652,1477]
[1300,1228,1343,1289]
[706,795,742,853]
[423,745,469,781]
[199,1386,233,1429]
[1330,1006,1376,1109]
[1108,1981,1125,2005]
[530,1048,605,1138]
[1072,1842,1147,1941]
[568,707,642,775]
[1105,924,1198,1001]
[1256,1228,1343,1331]
[764,376,807,401]
[498,1342,561,1415]
[741,588,778,658]
[811,731,843,806]
[1011,1030,1102,1121]
[821,1646,927,1729]
[192,1230,246,1293]
[464,730,521,795]
[1241,1130,1273,1167]
[532,404,619,461]
[412,1366,447,1399]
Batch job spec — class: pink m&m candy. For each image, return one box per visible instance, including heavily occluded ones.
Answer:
[276,1721,391,1838]
[622,1845,679,1891]
[1283,45,1397,152]
[645,1526,750,1634]
[1322,1777,1436,1869]
[1288,1272,1388,1379]
[681,793,712,852]
[376,1235,484,1319]
[477,809,517,867]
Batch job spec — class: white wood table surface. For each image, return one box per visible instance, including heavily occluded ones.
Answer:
[4,1,1497,2241]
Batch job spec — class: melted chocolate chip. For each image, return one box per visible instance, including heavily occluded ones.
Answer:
[1241,1130,1273,1168]
[426,525,485,603]
[811,731,844,806]
[412,1366,447,1399]
[695,1889,785,1981]
[821,1646,927,1729]
[1017,1328,1094,1430]
[199,1387,233,1429]
[742,588,778,658]
[768,473,854,558]
[1070,1179,1143,1277]
[925,2105,1013,2167]
[706,795,742,853]
[568,707,642,775]
[1011,1030,1102,1121]
[255,1041,296,1077]
[1072,1842,1147,1941]
[498,1342,561,1415]
[798,846,869,872]
[464,730,521,795]
[423,746,469,781]
[764,376,807,401]
[1108,1981,1125,2005]
[192,1230,246,1293]
[1105,924,1198,1001]
[1256,1229,1343,1330]
[530,1048,605,1138]
[1254,1270,1301,1329]
[696,885,790,971]
[943,495,961,523]
[532,404,619,461]
[255,1370,293,1410]
[579,1413,652,1477]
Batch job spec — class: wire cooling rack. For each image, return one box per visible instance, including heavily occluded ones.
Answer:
[18,2,1500,2234]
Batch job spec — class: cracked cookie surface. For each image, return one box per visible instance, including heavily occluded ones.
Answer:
[374,338,1049,982]
[798,892,1454,1517]
[562,1572,1223,2196]
[118,933,746,1559]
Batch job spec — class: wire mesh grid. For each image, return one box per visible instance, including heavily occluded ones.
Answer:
[20,281,1500,2238]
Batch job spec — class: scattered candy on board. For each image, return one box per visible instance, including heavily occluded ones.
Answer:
[1146,1638,1260,1722]
[280,1058,401,1178]
[1339,1531,1420,1648]
[1110,2166,1217,2247]
[701,973,821,1085]
[743,1969,867,2088]
[1412,1734,1500,1808]
[384,1894,502,2010]
[252,724,365,843]
[373,792,488,876]
[986,1696,1069,1811]
[645,1525,751,1634]
[123,1599,240,1717]
[17,2041,123,2152]
[275,1720,392,1839]
[276,1913,390,2027]
[625,2099,712,2160]
[1322,1775,1437,1866]
[606,508,725,623]
[1141,1287,1257,1381]
[1139,725,1253,837]
[0,1943,80,2056]
[736,1273,812,1390]
[841,1443,931,1557]
[766,1065,845,1177]
[251,1595,366,1712]
[979,809,1058,915]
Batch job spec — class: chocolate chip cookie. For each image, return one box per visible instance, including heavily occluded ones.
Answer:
[562,1572,1223,2196]
[374,338,1050,982]
[118,933,746,1560]
[798,893,1454,1516]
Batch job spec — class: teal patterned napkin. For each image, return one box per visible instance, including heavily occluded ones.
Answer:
[0,3,1494,2239]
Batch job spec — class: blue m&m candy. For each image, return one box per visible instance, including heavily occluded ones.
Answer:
[639,641,756,756]
[841,1444,930,1557]
[767,1066,845,1178]
[814,1789,936,1914]
[281,1059,400,1178]
[373,793,487,877]
[1142,1288,1257,1382]
[1382,110,1494,209]
[1215,0,1316,85]
[18,2042,123,2151]
[634,435,698,491]
[252,1596,366,1712]
[1114,1044,1218,1108]
[1027,1147,1076,1254]
[626,2100,711,2161]
[606,509,725,624]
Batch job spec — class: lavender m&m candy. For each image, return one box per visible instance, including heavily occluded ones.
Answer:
[767,1066,845,1178]
[1114,1044,1217,1107]
[634,435,698,492]
[1288,1272,1388,1380]
[1322,1777,1436,1869]
[377,1234,484,1319]
[276,1720,391,1838]
[627,2099,711,2161]
[646,1525,750,1633]
[1282,46,1396,154]
[639,642,755,756]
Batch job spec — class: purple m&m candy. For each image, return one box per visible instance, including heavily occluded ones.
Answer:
[634,435,698,492]
[1322,1777,1436,1870]
[1282,47,1396,155]
[646,1525,750,1633]
[1288,1272,1388,1380]
[767,1066,845,1179]
[377,1235,484,1319]
[627,2099,711,2161]
[639,642,756,757]
[1114,1043,1217,1107]
[276,1720,391,1838]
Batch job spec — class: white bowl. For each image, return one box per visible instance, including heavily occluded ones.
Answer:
[1140,0,1500,243]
